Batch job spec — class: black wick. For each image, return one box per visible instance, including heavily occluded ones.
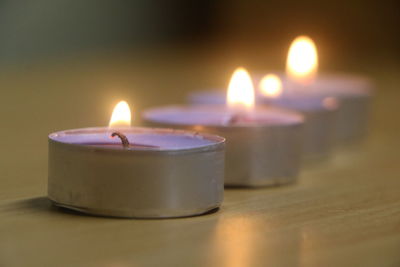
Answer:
[111,132,130,148]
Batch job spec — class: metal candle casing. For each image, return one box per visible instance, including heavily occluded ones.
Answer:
[265,73,373,144]
[143,106,304,187]
[334,93,371,142]
[302,107,337,159]
[48,127,225,218]
[260,96,338,160]
[187,91,338,160]
[313,75,373,143]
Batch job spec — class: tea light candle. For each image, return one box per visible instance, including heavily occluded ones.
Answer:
[259,36,372,144]
[144,68,304,187]
[188,74,336,159]
[189,36,372,150]
[48,101,225,218]
[294,73,373,142]
[258,74,339,159]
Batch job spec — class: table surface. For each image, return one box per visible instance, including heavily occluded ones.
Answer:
[0,49,399,267]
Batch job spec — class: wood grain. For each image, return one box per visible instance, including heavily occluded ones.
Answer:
[0,50,399,267]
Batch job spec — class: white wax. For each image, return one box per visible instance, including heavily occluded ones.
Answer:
[188,90,226,105]
[301,73,373,96]
[259,72,373,97]
[142,105,303,127]
[280,74,373,98]
[49,127,221,151]
[188,73,373,108]
[188,90,331,111]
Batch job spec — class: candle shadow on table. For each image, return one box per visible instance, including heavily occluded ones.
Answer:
[0,196,60,216]
[224,180,299,191]
[1,196,220,220]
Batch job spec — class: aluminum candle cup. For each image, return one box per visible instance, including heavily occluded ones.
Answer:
[143,106,304,187]
[48,127,225,218]
[283,35,373,143]
[304,74,373,143]
[260,94,339,159]
[187,91,337,159]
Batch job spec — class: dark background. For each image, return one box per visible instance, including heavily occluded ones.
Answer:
[0,0,399,69]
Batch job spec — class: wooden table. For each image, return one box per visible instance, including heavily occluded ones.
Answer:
[0,50,399,267]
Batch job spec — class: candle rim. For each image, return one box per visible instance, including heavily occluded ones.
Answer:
[142,105,304,128]
[49,127,225,153]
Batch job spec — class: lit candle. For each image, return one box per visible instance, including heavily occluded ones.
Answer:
[48,101,225,218]
[286,36,318,86]
[143,68,304,187]
[261,36,372,143]
[188,71,336,159]
[258,71,338,160]
[188,36,372,147]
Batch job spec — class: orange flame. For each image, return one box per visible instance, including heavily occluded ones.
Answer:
[109,101,131,127]
[226,67,255,109]
[286,36,318,85]
[259,74,282,98]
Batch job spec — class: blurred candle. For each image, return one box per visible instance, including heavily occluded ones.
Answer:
[188,36,373,146]
[144,68,304,187]
[263,35,372,144]
[259,70,338,159]
[259,74,283,98]
[188,67,336,159]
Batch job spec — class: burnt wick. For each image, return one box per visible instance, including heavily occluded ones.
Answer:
[111,132,130,148]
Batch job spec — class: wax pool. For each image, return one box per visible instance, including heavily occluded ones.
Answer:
[49,127,218,149]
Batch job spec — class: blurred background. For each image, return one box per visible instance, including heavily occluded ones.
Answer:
[0,0,399,68]
[0,1,399,198]
[0,0,399,121]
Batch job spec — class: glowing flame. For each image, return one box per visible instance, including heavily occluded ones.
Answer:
[226,67,255,109]
[259,74,282,98]
[286,35,318,84]
[109,101,131,127]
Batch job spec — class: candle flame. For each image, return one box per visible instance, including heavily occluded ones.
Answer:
[226,67,255,109]
[109,100,131,127]
[259,74,282,98]
[286,35,318,85]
